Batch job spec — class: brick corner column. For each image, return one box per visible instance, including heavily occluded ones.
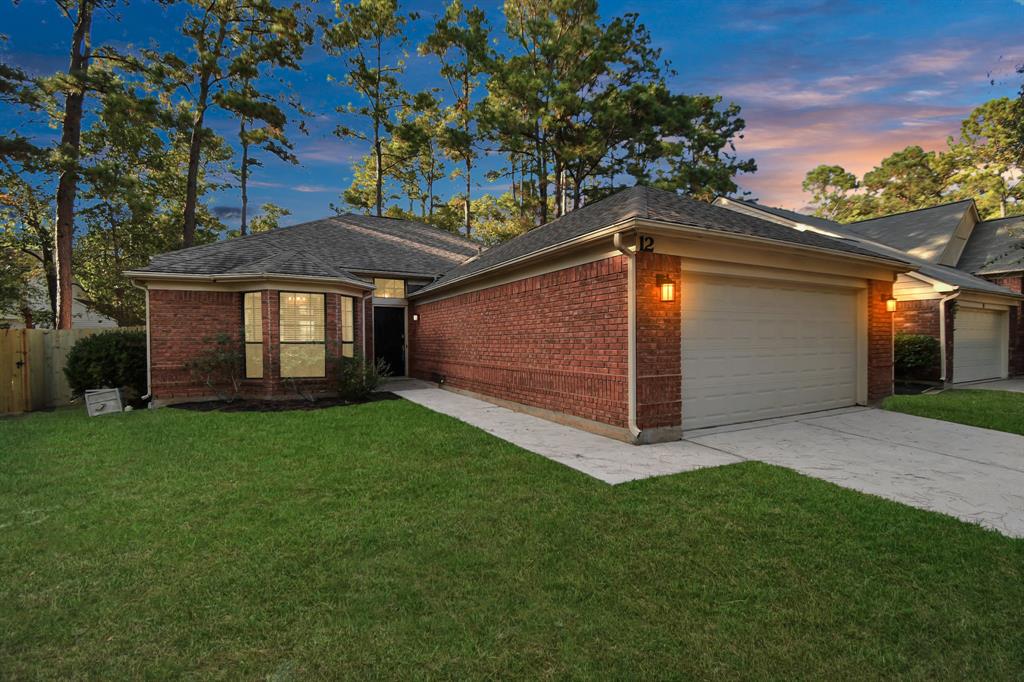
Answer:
[635,251,682,440]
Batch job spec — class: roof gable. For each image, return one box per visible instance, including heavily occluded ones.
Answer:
[841,200,975,263]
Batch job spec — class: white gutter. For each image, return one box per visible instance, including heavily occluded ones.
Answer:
[938,291,960,383]
[130,280,152,402]
[613,232,641,442]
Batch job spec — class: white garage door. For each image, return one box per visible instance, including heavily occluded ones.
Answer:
[953,308,1006,383]
[682,276,859,430]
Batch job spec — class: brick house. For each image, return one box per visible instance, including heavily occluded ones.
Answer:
[129,186,913,443]
[715,199,1024,384]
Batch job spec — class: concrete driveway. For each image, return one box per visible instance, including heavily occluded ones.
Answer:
[687,409,1024,538]
[388,380,1024,538]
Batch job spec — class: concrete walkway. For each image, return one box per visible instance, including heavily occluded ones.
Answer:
[386,379,742,484]
[386,379,1024,538]
[952,378,1024,393]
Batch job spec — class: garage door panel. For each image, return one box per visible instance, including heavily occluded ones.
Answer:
[953,308,1006,383]
[682,277,858,430]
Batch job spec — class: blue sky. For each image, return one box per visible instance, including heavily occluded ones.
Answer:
[1,0,1022,227]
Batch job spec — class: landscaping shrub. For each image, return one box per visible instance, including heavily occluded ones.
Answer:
[64,329,147,401]
[894,332,941,380]
[336,353,386,402]
[184,333,245,401]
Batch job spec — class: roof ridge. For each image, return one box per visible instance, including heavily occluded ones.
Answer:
[848,198,974,225]
[336,212,480,246]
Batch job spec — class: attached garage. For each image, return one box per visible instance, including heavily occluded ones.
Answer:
[681,276,860,430]
[953,306,1008,383]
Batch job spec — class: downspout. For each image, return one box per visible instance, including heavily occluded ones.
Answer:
[614,232,641,442]
[130,281,152,403]
[938,291,960,383]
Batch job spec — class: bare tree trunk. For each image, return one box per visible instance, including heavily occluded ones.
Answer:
[535,120,547,226]
[553,160,563,219]
[239,117,249,235]
[373,40,383,217]
[53,0,94,329]
[464,157,472,238]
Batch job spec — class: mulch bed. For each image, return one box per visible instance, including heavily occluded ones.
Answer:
[169,392,401,413]
[894,381,940,395]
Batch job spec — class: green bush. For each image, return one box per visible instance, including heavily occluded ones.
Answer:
[894,332,941,380]
[336,353,386,402]
[64,329,147,401]
[184,333,244,402]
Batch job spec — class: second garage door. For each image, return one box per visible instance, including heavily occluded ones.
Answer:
[953,307,1007,383]
[682,276,859,430]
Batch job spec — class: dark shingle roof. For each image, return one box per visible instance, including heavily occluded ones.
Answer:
[414,186,899,296]
[135,214,480,280]
[840,200,974,262]
[957,215,1024,275]
[725,200,1019,297]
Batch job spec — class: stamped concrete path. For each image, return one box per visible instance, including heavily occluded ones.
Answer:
[386,379,1024,538]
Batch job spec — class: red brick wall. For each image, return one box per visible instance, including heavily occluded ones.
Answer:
[410,257,630,428]
[867,279,895,401]
[149,288,362,402]
[988,273,1024,376]
[635,252,681,431]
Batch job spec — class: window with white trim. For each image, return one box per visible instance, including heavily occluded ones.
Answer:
[341,296,355,358]
[373,278,405,299]
[243,292,263,379]
[279,292,325,377]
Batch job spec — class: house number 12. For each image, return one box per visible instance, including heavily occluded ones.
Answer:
[638,235,655,252]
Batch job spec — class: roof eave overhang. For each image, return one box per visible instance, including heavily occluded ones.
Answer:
[125,270,374,290]
[908,270,1024,300]
[634,217,915,272]
[410,215,916,300]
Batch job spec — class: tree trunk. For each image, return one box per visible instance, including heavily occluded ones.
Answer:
[239,118,249,236]
[464,157,472,238]
[182,18,227,247]
[53,0,94,329]
[373,39,383,217]
[535,119,547,226]
[553,159,563,219]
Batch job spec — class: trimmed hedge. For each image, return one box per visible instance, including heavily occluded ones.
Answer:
[64,329,147,402]
[894,332,941,380]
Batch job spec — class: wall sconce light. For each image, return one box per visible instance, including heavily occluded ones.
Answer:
[412,313,419,321]
[656,274,676,302]
[884,296,897,313]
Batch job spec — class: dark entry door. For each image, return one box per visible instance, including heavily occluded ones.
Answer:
[373,306,406,376]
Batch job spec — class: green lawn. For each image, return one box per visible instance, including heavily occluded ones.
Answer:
[884,389,1024,435]
[2,402,1023,679]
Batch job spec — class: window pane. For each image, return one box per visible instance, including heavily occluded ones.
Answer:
[373,278,405,299]
[341,342,354,358]
[280,292,324,342]
[280,344,325,377]
[341,296,354,344]
[245,344,263,379]
[244,292,262,343]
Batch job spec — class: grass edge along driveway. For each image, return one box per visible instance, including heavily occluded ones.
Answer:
[884,389,1024,436]
[2,401,1022,679]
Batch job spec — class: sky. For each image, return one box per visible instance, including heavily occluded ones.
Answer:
[1,0,1023,227]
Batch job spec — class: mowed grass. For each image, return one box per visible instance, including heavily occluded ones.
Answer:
[2,402,1023,679]
[884,389,1024,435]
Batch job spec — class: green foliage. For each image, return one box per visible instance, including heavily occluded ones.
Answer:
[64,329,147,401]
[803,98,1024,222]
[893,332,941,380]
[184,333,245,402]
[335,352,385,401]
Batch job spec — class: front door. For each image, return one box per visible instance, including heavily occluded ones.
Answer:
[373,306,406,376]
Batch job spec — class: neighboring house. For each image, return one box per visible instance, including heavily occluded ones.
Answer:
[129,186,911,443]
[0,279,118,329]
[715,198,1024,383]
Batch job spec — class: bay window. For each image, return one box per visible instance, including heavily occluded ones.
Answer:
[280,292,325,377]
[341,296,355,358]
[243,292,263,379]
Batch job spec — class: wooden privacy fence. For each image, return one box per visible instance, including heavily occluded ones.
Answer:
[0,327,142,414]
